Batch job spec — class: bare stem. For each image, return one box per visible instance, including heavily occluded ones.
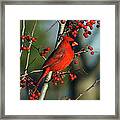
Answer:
[21,20,37,79]
[20,69,43,78]
[76,80,100,100]
[37,21,58,40]
[75,50,88,55]
[20,20,26,55]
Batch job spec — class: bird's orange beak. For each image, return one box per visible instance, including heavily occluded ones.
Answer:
[72,42,78,46]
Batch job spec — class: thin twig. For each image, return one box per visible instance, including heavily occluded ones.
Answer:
[28,57,37,68]
[75,50,88,55]
[31,44,47,60]
[37,21,58,39]
[25,21,37,72]
[20,20,26,55]
[20,69,43,78]
[76,80,100,100]
[22,20,37,79]
[41,56,47,60]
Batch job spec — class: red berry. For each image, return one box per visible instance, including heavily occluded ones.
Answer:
[26,47,31,50]
[29,96,33,100]
[76,26,79,29]
[38,92,41,96]
[60,80,64,84]
[75,20,79,23]
[69,22,71,24]
[73,74,77,79]
[88,31,91,35]
[21,35,26,40]
[73,34,77,38]
[86,22,91,26]
[74,60,78,64]
[23,79,26,82]
[83,33,88,38]
[30,82,33,85]
[69,73,77,80]
[80,20,84,23]
[52,75,56,79]
[56,77,60,81]
[74,30,77,34]
[91,51,94,55]
[85,30,89,34]
[31,37,37,42]
[61,20,66,24]
[77,53,80,57]
[32,94,36,97]
[90,20,96,24]
[68,25,72,29]
[81,24,84,28]
[69,73,73,76]
[78,22,82,27]
[46,47,51,51]
[69,76,75,81]
[83,25,87,29]
[90,26,93,30]
[26,35,31,40]
[88,46,93,51]
[21,46,27,50]
[35,95,38,99]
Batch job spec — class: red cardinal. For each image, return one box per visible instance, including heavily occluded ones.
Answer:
[33,36,78,93]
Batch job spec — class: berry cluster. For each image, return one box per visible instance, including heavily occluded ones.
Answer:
[74,59,79,64]
[20,35,37,51]
[20,78,27,88]
[79,45,94,55]
[40,47,51,57]
[29,92,41,100]
[51,73,64,86]
[69,72,77,81]
[20,75,41,97]
[21,35,37,42]
[65,20,97,39]
[88,45,94,55]
[21,46,31,51]
[20,76,41,100]
[20,76,36,89]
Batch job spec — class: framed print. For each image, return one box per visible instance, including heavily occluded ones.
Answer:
[0,0,119,119]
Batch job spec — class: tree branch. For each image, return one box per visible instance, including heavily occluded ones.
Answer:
[20,69,43,78]
[37,21,58,40]
[76,80,100,100]
[21,20,37,80]
[20,20,26,55]
[39,71,52,100]
[39,20,67,100]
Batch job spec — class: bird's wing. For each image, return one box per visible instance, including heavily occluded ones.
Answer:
[42,48,65,69]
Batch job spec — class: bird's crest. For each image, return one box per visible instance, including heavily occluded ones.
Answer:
[63,36,74,42]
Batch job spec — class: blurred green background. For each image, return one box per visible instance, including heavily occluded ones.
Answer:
[20,20,100,100]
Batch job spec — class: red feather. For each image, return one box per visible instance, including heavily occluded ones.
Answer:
[33,36,75,93]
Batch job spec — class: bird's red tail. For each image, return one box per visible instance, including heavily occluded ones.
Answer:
[33,67,50,94]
